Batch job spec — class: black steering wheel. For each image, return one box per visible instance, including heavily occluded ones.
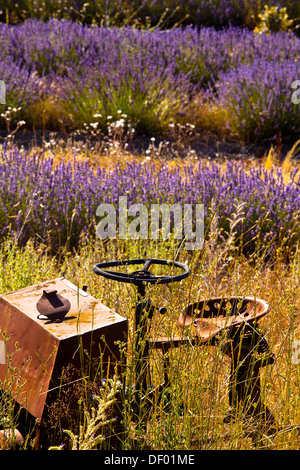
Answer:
[93,258,190,286]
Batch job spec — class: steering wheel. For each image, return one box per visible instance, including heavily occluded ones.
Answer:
[93,258,190,286]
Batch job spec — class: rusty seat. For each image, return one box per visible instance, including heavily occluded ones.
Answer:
[177,296,269,343]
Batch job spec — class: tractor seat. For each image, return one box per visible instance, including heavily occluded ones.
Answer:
[177,296,269,343]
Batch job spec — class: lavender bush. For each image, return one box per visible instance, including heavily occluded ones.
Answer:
[214,57,300,142]
[0,56,42,116]
[0,146,299,251]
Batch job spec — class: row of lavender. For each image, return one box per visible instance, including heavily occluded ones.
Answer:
[0,146,299,251]
[1,20,300,143]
